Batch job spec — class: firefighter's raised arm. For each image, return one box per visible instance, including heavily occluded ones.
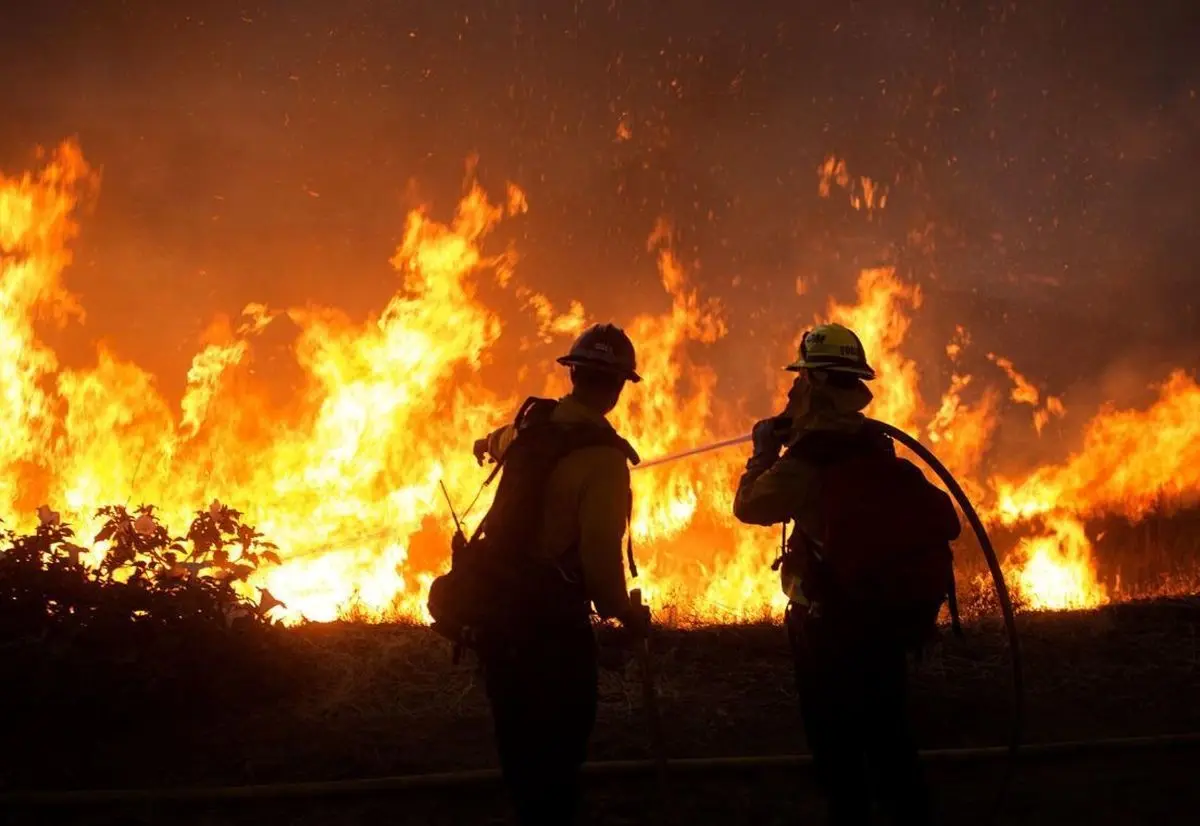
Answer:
[473,423,517,465]
[733,417,817,527]
[735,451,825,527]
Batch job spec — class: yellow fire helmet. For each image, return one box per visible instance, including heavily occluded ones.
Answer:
[786,322,877,380]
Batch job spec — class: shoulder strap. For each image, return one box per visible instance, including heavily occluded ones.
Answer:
[626,498,637,579]
[554,423,640,465]
[785,426,890,466]
[479,398,641,580]
[510,397,640,465]
[513,396,559,431]
[549,422,640,578]
[468,396,563,505]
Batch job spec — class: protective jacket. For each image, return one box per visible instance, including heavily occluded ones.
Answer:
[732,380,877,607]
[481,393,637,620]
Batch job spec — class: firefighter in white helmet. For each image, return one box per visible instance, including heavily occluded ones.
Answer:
[733,321,958,826]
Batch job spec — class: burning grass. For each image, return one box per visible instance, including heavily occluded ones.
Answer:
[4,141,1200,626]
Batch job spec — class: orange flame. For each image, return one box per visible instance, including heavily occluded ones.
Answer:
[988,353,1067,435]
[3,141,1198,623]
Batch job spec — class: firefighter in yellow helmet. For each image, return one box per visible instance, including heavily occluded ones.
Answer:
[464,323,649,826]
[733,322,953,826]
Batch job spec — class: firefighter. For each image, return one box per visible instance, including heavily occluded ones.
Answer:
[469,323,649,826]
[733,322,946,826]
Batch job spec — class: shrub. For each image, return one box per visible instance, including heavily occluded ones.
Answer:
[0,501,284,643]
[0,501,307,786]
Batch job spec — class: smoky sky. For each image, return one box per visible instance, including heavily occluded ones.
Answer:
[1,0,1198,410]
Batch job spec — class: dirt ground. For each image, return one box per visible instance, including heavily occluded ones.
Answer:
[3,596,1198,824]
[69,751,1197,826]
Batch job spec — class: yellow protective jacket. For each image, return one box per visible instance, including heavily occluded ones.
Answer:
[483,394,634,620]
[732,381,876,604]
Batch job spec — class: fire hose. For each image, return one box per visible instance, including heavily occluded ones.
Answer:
[629,418,1024,813]
[875,420,1023,813]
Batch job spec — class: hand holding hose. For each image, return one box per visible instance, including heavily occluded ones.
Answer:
[598,596,651,648]
[596,593,653,670]
[746,416,791,472]
[472,437,492,466]
[623,593,653,641]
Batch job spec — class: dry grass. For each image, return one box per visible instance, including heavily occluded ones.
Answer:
[1,595,1197,826]
[2,594,1196,797]
[1091,506,1200,597]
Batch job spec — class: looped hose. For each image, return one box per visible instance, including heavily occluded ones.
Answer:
[629,420,1024,814]
[870,419,1023,815]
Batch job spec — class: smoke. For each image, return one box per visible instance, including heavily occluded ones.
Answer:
[1,0,1196,414]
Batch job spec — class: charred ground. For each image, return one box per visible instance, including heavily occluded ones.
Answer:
[2,505,1199,824]
[2,593,1198,825]
[2,503,1198,824]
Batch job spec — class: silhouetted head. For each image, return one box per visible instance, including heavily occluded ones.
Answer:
[568,365,628,415]
[556,323,640,415]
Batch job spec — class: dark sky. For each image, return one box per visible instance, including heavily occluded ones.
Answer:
[2,0,1198,409]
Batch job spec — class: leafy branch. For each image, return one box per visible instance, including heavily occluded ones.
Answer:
[0,500,287,643]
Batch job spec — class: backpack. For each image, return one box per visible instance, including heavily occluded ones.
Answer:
[427,397,638,651]
[781,424,963,648]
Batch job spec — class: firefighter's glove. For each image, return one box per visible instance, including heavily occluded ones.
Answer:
[596,622,632,671]
[595,604,650,660]
[622,601,652,641]
[472,437,492,466]
[747,416,787,472]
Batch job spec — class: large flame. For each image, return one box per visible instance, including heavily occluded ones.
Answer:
[2,141,1198,622]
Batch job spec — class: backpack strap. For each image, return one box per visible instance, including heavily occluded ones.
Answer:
[551,424,641,579]
[494,415,640,584]
[511,397,641,466]
[593,430,639,580]
[785,423,895,466]
[471,396,562,506]
[626,496,637,579]
[513,396,559,431]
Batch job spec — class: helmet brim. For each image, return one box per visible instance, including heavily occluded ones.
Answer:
[785,359,876,381]
[558,356,642,383]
